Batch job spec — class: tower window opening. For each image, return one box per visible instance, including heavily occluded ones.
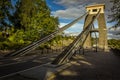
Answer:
[92,9,97,12]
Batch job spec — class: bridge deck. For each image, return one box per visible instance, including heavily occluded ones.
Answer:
[54,51,120,80]
[1,51,120,80]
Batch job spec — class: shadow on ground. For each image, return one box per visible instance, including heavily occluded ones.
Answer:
[54,51,120,80]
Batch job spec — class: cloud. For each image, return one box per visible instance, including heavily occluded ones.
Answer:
[107,27,120,39]
[52,0,119,39]
[54,0,86,8]
[54,0,111,9]
[108,30,120,35]
[108,27,120,34]
[59,22,84,33]
[53,0,112,20]
[108,34,120,39]
[52,6,85,19]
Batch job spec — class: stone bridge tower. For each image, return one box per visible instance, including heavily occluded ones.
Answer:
[83,4,108,52]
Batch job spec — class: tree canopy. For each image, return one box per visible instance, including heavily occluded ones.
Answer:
[0,0,12,28]
[0,0,59,50]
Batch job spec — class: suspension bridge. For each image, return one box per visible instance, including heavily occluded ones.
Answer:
[0,4,120,80]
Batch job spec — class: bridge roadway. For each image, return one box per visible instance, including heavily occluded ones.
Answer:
[54,50,120,80]
[1,50,120,80]
[0,54,57,79]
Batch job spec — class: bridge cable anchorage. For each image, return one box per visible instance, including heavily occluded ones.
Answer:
[51,9,101,65]
[4,12,89,57]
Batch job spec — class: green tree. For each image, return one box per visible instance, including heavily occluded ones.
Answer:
[0,0,60,50]
[8,0,23,30]
[109,0,120,27]
[108,39,120,49]
[6,0,59,50]
[0,0,12,27]
[11,0,59,35]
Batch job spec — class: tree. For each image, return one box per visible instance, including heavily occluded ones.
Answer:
[8,0,23,30]
[12,0,58,33]
[7,0,59,49]
[9,0,59,41]
[0,0,12,26]
[0,0,59,50]
[0,0,13,39]
[108,39,120,49]
[109,0,120,27]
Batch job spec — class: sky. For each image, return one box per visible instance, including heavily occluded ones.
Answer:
[46,0,120,39]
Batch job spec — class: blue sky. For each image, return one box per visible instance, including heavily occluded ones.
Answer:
[46,0,120,39]
[10,0,119,39]
[46,0,86,33]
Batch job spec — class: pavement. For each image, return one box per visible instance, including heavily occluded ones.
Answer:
[54,51,120,80]
[1,50,120,80]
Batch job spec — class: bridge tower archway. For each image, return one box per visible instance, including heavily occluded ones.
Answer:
[83,4,108,51]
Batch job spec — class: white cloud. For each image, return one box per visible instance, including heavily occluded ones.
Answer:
[59,21,120,39]
[54,0,85,8]
[108,30,119,35]
[53,6,85,19]
[108,28,120,35]
[108,34,120,39]
[52,0,119,39]
[54,0,111,9]
[59,22,84,33]
[107,27,120,39]
[53,0,112,19]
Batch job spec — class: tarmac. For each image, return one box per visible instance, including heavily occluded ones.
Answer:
[2,50,120,80]
[54,51,120,80]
